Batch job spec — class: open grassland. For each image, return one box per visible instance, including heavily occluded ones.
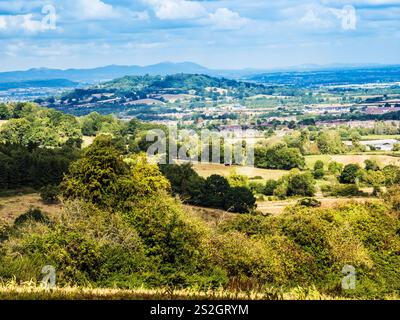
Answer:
[257,197,381,215]
[0,283,387,300]
[191,163,288,181]
[0,193,62,224]
[82,135,95,148]
[0,120,8,128]
[360,134,400,141]
[305,154,400,169]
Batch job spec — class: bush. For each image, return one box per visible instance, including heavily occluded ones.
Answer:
[328,161,343,175]
[264,179,278,196]
[314,160,324,171]
[224,187,256,213]
[14,208,50,227]
[330,184,365,197]
[297,198,322,208]
[40,184,60,204]
[313,169,325,180]
[286,172,316,197]
[340,164,361,184]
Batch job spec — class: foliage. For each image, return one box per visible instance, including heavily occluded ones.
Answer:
[340,164,361,184]
[40,185,60,204]
[0,143,80,190]
[297,198,322,208]
[255,144,305,170]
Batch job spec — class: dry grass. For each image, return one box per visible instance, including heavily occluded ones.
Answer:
[305,154,400,169]
[185,205,236,228]
[190,163,288,181]
[0,282,354,300]
[82,135,95,148]
[257,197,381,215]
[0,120,8,128]
[0,193,62,224]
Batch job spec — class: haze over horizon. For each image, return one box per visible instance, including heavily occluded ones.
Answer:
[0,0,399,72]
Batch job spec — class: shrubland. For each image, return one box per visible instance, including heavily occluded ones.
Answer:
[0,136,399,299]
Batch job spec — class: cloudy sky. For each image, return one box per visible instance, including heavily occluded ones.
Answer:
[0,0,399,71]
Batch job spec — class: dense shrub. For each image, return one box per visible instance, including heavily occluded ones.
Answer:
[340,164,361,184]
[255,144,305,170]
[40,185,60,204]
[329,184,366,197]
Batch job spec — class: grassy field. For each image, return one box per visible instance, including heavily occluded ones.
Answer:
[360,134,400,141]
[0,120,8,128]
[305,154,400,169]
[0,193,62,224]
[257,197,380,215]
[190,163,288,181]
[82,135,95,148]
[0,282,365,300]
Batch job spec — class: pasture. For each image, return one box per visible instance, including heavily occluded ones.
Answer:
[305,154,400,169]
[191,163,288,180]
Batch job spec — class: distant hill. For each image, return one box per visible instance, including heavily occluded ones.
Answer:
[0,62,213,84]
[41,73,272,116]
[0,79,78,90]
[96,73,265,93]
[1,62,399,88]
[247,65,400,87]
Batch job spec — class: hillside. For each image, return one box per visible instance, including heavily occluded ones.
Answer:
[40,74,272,116]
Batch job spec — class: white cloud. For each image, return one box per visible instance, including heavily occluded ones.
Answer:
[144,0,207,20]
[208,8,248,30]
[0,16,7,30]
[301,9,333,28]
[0,14,54,34]
[76,0,119,20]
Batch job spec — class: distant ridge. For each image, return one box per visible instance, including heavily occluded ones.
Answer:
[0,62,398,84]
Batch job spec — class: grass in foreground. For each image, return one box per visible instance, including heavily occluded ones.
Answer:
[0,283,362,300]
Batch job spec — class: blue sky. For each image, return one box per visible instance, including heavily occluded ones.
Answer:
[0,0,399,71]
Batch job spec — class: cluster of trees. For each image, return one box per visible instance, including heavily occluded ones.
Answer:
[160,163,256,213]
[249,170,316,199]
[255,144,305,170]
[0,102,82,147]
[284,129,347,156]
[0,143,80,190]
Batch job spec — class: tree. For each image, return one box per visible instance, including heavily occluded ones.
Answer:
[314,160,324,171]
[40,184,60,204]
[340,164,361,184]
[328,161,344,175]
[159,163,205,204]
[224,187,256,213]
[0,104,11,119]
[264,179,278,196]
[364,159,379,171]
[255,144,305,170]
[313,169,325,180]
[201,175,230,209]
[286,172,316,197]
[317,130,345,154]
[60,135,129,207]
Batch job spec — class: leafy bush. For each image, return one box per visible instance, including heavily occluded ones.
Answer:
[297,198,322,208]
[340,164,361,184]
[330,184,366,197]
[40,185,60,204]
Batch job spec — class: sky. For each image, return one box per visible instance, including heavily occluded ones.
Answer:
[0,0,399,71]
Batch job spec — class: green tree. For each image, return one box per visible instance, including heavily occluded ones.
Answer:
[317,131,345,154]
[364,159,379,171]
[202,175,230,209]
[224,187,256,213]
[340,164,361,184]
[286,172,316,197]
